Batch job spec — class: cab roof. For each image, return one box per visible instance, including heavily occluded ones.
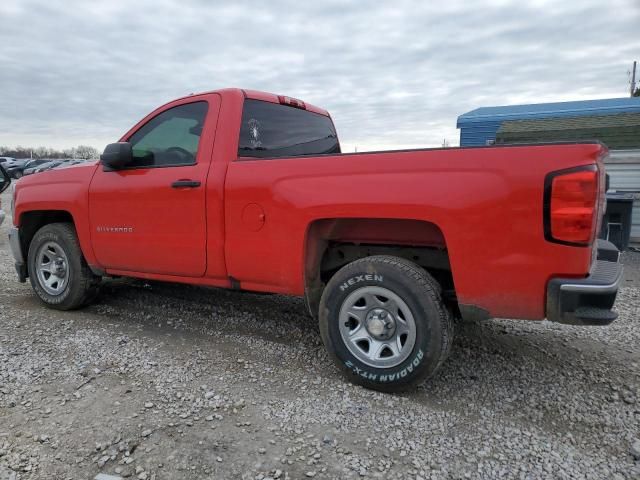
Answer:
[172,88,330,117]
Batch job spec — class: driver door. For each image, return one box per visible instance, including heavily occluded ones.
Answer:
[88,98,218,277]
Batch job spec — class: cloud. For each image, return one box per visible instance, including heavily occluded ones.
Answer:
[0,0,638,151]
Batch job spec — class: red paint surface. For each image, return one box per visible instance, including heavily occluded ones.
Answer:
[13,88,606,320]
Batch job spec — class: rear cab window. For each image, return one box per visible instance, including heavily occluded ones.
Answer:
[238,99,340,159]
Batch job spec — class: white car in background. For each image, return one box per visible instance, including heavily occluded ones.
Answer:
[0,157,16,168]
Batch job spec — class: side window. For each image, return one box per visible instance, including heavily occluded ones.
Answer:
[127,101,208,168]
[238,99,340,159]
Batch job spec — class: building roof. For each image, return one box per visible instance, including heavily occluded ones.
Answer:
[494,113,640,150]
[457,97,640,127]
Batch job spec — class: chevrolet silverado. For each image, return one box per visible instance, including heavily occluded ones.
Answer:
[6,89,623,391]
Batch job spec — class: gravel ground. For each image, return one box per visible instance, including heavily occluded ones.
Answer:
[0,191,639,480]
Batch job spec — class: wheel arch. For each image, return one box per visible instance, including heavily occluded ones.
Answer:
[16,210,101,278]
[18,210,74,264]
[303,217,455,318]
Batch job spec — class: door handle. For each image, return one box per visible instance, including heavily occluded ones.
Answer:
[171,180,201,188]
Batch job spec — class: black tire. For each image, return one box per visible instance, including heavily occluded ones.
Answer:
[27,222,101,310]
[319,255,453,392]
[13,171,22,179]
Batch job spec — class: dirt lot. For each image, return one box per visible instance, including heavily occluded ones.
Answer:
[0,191,639,480]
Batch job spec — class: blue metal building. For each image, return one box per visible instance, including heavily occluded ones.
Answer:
[457,97,640,147]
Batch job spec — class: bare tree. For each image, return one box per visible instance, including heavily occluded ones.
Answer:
[33,146,50,159]
[72,145,100,160]
[0,145,99,160]
[0,144,100,159]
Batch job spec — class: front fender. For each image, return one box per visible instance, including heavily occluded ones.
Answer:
[13,165,99,267]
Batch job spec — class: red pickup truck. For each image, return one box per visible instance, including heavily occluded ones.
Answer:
[6,88,622,391]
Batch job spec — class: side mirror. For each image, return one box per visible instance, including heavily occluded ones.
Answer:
[0,164,11,193]
[101,142,133,170]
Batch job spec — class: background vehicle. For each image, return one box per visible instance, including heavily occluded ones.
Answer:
[7,88,622,391]
[24,159,64,175]
[9,158,29,169]
[0,157,28,171]
[9,158,51,178]
[63,159,88,167]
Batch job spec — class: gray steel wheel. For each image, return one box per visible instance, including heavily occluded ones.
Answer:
[339,285,417,369]
[35,241,69,296]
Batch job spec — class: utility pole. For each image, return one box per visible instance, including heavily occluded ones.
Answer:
[631,61,637,97]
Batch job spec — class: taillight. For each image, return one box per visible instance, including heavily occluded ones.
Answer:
[544,165,599,246]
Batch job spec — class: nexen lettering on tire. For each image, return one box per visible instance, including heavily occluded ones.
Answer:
[339,274,383,291]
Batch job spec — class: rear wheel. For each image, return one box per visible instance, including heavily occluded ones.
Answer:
[27,223,100,310]
[319,255,453,392]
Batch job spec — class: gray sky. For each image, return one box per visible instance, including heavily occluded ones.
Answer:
[1,0,638,152]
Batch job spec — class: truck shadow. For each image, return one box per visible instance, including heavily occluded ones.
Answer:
[95,278,318,344]
[94,278,635,406]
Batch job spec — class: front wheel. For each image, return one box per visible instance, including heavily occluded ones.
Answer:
[27,222,100,310]
[319,255,453,392]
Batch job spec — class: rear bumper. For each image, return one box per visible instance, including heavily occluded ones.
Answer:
[546,240,622,325]
[8,227,27,283]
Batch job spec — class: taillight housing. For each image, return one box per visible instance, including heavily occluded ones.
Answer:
[543,165,599,246]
